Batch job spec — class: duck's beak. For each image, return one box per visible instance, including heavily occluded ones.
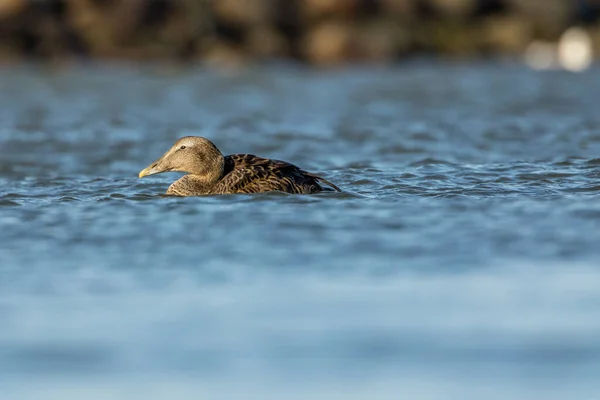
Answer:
[139,147,177,178]
[138,159,165,178]
[139,165,157,178]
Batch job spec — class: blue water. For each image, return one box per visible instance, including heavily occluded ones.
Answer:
[1,62,600,399]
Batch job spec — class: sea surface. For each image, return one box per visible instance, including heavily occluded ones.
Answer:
[1,61,600,399]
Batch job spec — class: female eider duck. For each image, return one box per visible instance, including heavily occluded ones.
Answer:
[138,136,341,196]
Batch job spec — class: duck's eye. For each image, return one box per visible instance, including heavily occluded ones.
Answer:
[180,145,186,150]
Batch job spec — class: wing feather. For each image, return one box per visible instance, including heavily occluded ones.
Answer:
[216,154,331,194]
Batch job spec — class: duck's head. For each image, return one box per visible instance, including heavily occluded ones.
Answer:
[138,136,225,182]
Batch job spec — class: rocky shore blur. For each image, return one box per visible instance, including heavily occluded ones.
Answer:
[0,0,599,66]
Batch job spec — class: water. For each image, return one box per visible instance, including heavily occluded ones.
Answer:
[1,62,600,399]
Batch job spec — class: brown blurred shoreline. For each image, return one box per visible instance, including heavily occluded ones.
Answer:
[0,0,599,67]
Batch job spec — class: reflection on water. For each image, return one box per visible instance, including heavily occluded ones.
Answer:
[1,63,600,399]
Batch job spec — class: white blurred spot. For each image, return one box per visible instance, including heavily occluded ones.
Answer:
[524,40,560,71]
[525,27,594,73]
[558,27,593,73]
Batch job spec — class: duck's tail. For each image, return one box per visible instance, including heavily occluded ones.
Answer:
[307,172,342,192]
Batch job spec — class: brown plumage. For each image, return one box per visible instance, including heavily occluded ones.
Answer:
[138,136,341,196]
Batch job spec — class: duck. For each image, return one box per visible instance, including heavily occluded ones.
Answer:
[138,136,341,196]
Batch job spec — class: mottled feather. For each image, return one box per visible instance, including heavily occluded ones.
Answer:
[214,154,339,194]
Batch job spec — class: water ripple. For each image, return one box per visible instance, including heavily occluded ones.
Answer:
[2,64,600,397]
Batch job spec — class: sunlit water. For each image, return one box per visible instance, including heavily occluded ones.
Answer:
[1,62,600,399]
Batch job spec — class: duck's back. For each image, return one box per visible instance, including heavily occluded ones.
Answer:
[212,154,337,194]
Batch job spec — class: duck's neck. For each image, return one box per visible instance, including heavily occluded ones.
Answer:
[191,154,225,184]
[167,173,221,196]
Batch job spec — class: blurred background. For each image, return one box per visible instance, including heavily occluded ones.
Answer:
[0,0,598,70]
[2,2,600,400]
